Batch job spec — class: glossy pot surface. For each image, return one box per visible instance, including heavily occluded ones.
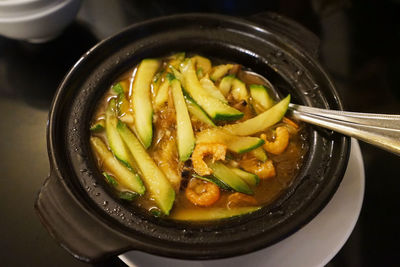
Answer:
[35,13,349,263]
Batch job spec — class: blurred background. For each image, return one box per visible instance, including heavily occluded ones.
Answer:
[0,0,399,266]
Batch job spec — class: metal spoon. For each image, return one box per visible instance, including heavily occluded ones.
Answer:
[243,70,400,156]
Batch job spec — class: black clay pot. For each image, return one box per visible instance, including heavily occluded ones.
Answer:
[35,13,349,263]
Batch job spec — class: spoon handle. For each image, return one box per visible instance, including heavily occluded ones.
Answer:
[289,103,400,130]
[242,69,400,155]
[289,107,400,156]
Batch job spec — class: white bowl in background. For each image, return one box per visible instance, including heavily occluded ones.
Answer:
[0,0,82,43]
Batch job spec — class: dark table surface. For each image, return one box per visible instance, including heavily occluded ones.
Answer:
[1,0,399,266]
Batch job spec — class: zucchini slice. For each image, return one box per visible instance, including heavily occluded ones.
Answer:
[112,82,131,116]
[112,80,130,95]
[105,98,134,167]
[180,59,243,121]
[90,137,145,195]
[171,206,261,221]
[199,75,228,103]
[230,168,259,186]
[168,52,185,60]
[207,161,253,195]
[90,119,105,133]
[117,93,130,118]
[219,75,248,101]
[131,59,161,148]
[223,95,290,136]
[191,55,212,78]
[192,174,230,190]
[103,172,118,187]
[250,84,275,112]
[168,52,185,66]
[154,79,170,109]
[118,191,139,201]
[219,75,235,96]
[210,64,233,81]
[151,71,164,98]
[183,92,216,127]
[196,128,264,154]
[168,65,183,81]
[117,121,175,215]
[170,79,196,161]
[228,136,264,154]
[167,53,185,80]
[231,78,248,101]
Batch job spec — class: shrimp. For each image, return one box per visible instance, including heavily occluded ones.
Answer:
[185,178,220,206]
[261,126,289,155]
[227,192,258,209]
[240,157,276,179]
[192,143,227,176]
[282,117,299,130]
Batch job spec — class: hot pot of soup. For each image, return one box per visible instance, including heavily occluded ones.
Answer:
[35,13,349,263]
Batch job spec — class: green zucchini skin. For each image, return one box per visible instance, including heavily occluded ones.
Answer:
[90,137,145,195]
[228,136,264,154]
[112,83,124,94]
[170,79,196,161]
[250,84,275,112]
[90,120,105,133]
[105,98,134,167]
[180,59,243,121]
[117,121,175,215]
[132,59,161,148]
[207,161,253,195]
[183,91,216,127]
[102,172,119,187]
[230,168,259,186]
[192,174,231,190]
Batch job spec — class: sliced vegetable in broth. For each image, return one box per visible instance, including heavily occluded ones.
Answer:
[89,53,307,221]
